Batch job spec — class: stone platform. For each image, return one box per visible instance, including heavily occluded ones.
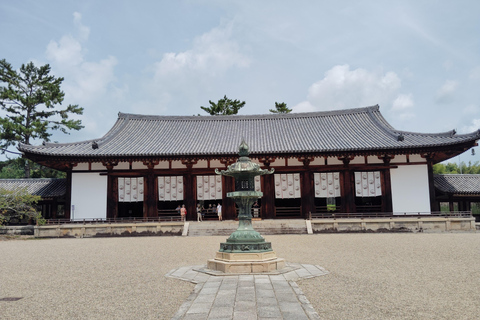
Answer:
[166,262,329,319]
[207,251,286,273]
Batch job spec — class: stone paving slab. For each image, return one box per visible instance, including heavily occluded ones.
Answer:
[166,263,328,320]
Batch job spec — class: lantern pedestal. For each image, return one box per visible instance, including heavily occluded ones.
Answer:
[206,141,286,274]
[207,252,285,274]
[207,191,285,273]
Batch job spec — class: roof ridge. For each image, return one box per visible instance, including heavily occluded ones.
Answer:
[0,178,63,181]
[365,106,400,141]
[435,174,480,177]
[117,105,379,121]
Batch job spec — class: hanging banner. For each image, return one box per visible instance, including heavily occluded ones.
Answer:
[354,171,382,197]
[118,177,144,202]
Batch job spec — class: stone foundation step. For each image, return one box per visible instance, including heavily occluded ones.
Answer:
[187,219,308,236]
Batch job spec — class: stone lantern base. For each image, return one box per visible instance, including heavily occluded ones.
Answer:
[207,251,286,274]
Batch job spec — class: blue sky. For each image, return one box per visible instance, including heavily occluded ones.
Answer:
[1,0,480,163]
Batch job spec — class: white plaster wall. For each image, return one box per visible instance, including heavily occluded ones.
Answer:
[115,162,130,170]
[349,156,365,164]
[210,160,224,168]
[91,163,105,170]
[132,161,146,170]
[310,157,324,166]
[193,160,208,168]
[366,156,383,164]
[390,165,431,214]
[73,163,89,171]
[391,155,407,163]
[409,154,427,163]
[171,160,185,169]
[71,173,108,220]
[287,158,303,166]
[327,157,342,165]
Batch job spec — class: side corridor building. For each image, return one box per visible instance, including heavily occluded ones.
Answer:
[18,105,480,221]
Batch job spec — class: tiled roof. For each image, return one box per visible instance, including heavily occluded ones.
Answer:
[0,179,66,198]
[434,174,480,195]
[18,105,480,158]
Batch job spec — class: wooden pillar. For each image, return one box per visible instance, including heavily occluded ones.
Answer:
[223,176,236,220]
[382,169,393,213]
[301,170,314,219]
[343,170,355,213]
[184,173,195,221]
[427,159,439,212]
[107,175,118,219]
[340,157,355,213]
[144,173,158,218]
[262,173,275,219]
[51,197,58,219]
[65,171,72,220]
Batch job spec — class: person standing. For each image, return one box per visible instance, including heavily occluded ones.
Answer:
[197,203,203,222]
[217,203,222,221]
[180,205,187,222]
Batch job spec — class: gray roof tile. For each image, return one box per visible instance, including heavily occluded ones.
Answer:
[0,179,66,198]
[18,106,480,158]
[434,174,480,195]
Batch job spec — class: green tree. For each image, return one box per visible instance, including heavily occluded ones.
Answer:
[433,161,480,174]
[0,187,43,226]
[0,59,84,177]
[269,102,292,114]
[200,95,245,115]
[0,158,65,179]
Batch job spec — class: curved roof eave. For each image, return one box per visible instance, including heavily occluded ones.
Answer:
[17,105,480,159]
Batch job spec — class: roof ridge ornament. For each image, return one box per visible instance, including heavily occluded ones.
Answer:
[238,139,249,157]
[215,140,274,177]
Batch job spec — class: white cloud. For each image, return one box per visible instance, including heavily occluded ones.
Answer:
[73,12,90,41]
[462,118,480,133]
[463,104,479,115]
[63,56,118,103]
[293,65,403,112]
[153,22,250,80]
[46,35,83,67]
[45,12,118,105]
[435,80,458,104]
[391,93,415,120]
[469,66,480,80]
[392,93,414,111]
[145,21,251,113]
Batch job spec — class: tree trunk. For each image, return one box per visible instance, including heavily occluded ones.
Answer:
[24,159,30,178]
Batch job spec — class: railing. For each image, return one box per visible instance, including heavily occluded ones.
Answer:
[355,205,382,213]
[275,206,302,218]
[158,209,179,216]
[315,206,341,213]
[309,211,472,219]
[45,216,182,225]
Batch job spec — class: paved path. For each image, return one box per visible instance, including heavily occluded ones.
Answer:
[166,263,328,320]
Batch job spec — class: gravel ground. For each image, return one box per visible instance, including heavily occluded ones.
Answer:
[1,233,479,320]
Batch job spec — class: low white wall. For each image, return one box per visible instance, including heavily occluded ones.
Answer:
[390,165,431,214]
[71,173,107,220]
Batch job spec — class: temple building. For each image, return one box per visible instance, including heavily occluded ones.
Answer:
[0,178,66,221]
[18,105,480,221]
[434,174,480,219]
